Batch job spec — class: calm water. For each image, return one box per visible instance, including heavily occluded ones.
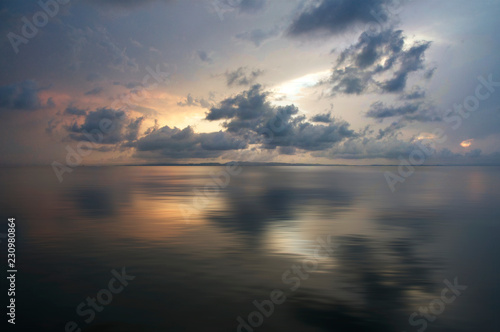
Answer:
[0,166,499,331]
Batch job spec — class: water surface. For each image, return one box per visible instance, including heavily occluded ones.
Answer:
[0,166,499,331]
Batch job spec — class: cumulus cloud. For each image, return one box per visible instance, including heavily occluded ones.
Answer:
[66,108,144,145]
[288,0,396,37]
[328,29,432,95]
[135,126,247,159]
[206,85,356,152]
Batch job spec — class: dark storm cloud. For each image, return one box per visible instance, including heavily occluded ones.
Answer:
[0,80,43,111]
[366,101,442,122]
[135,126,247,159]
[329,29,432,96]
[206,85,356,151]
[66,108,144,145]
[288,0,395,37]
[84,87,104,96]
[224,67,264,87]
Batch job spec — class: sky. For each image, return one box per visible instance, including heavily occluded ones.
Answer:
[1,0,500,166]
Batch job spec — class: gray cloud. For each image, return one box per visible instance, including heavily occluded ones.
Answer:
[84,87,104,96]
[376,121,405,139]
[329,29,432,95]
[67,108,144,145]
[400,86,426,100]
[225,67,264,87]
[0,80,43,111]
[238,0,266,13]
[288,0,395,37]
[317,136,425,160]
[197,51,213,64]
[135,126,247,159]
[366,101,442,123]
[206,85,356,152]
[64,107,87,116]
[236,26,280,47]
[311,112,334,123]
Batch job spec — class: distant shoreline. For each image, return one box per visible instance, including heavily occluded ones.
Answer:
[2,163,500,168]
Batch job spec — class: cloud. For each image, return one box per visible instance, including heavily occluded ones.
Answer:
[84,87,104,96]
[177,94,211,108]
[400,86,426,100]
[376,121,404,139]
[328,28,432,95]
[0,80,43,111]
[64,107,87,116]
[311,112,334,123]
[225,67,264,87]
[238,0,266,13]
[211,0,267,19]
[66,108,144,145]
[317,136,424,160]
[236,26,280,47]
[197,50,213,64]
[366,101,442,122]
[206,85,356,152]
[381,41,431,92]
[135,126,247,159]
[288,0,395,37]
